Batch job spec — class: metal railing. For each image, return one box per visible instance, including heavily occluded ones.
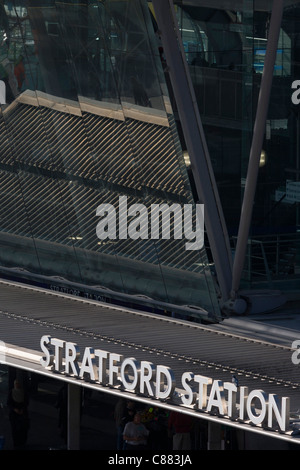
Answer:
[232,233,300,288]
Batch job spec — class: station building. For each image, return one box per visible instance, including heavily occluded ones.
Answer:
[0,0,300,451]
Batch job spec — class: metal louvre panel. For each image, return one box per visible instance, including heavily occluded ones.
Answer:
[19,173,73,243]
[82,112,139,189]
[1,99,190,196]
[0,166,201,268]
[0,115,16,166]
[0,170,31,235]
[4,103,51,168]
[40,107,92,177]
[0,100,206,269]
[0,93,219,317]
[0,281,300,395]
[125,117,187,195]
[0,144,12,167]
[0,98,199,254]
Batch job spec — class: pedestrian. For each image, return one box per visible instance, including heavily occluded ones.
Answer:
[114,399,137,449]
[123,412,149,450]
[7,379,30,449]
[168,411,193,450]
[123,399,137,426]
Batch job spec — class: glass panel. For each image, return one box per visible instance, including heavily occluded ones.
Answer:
[0,0,221,321]
[172,0,300,289]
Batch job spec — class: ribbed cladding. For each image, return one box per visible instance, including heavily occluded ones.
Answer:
[0,170,33,236]
[0,168,200,269]
[40,106,93,177]
[82,111,140,189]
[0,114,14,166]
[125,117,187,196]
[18,172,74,244]
[0,281,299,391]
[0,99,211,272]
[1,100,189,198]
[2,103,52,169]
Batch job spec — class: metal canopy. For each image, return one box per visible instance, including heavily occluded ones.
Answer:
[0,279,300,444]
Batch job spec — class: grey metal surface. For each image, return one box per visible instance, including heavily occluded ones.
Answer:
[0,279,300,412]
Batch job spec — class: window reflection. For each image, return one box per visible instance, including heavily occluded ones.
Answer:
[0,0,220,320]
[170,1,300,288]
[0,1,166,108]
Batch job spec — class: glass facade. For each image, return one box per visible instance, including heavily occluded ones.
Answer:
[0,0,220,321]
[0,0,299,321]
[171,0,300,290]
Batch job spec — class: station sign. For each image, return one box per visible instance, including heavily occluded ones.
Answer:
[40,335,290,433]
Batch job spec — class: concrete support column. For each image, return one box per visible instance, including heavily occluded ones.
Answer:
[67,383,81,450]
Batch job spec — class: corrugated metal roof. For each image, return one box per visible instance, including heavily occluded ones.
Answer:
[0,278,300,442]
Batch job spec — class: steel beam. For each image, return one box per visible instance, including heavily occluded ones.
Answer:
[231,0,284,298]
[152,0,233,307]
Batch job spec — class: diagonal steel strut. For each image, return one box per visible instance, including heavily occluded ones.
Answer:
[231,0,284,298]
[152,0,232,307]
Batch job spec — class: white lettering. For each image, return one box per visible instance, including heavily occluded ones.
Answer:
[268,394,290,432]
[51,338,65,372]
[120,357,140,391]
[96,203,116,240]
[246,389,268,427]
[239,386,248,421]
[181,372,197,406]
[291,339,300,365]
[79,347,97,381]
[193,374,212,410]
[224,382,238,418]
[292,80,300,105]
[140,361,156,397]
[0,80,6,105]
[118,196,128,239]
[40,335,53,368]
[128,204,148,240]
[206,380,227,415]
[108,353,123,386]
[94,349,108,384]
[184,204,204,251]
[64,342,80,376]
[95,197,204,251]
[155,365,175,400]
[108,455,143,467]
[39,336,291,433]
[150,203,182,240]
